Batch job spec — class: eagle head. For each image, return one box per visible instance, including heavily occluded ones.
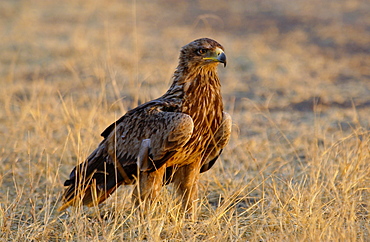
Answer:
[179,38,227,69]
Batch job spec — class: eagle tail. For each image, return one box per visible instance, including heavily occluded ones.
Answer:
[59,183,119,211]
[59,150,128,211]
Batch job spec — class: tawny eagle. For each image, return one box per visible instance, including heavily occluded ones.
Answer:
[60,38,231,214]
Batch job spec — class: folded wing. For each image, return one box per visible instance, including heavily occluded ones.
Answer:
[60,104,193,210]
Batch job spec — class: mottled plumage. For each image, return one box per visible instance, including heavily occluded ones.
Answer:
[60,38,231,214]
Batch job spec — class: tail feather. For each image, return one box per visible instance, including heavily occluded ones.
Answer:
[59,148,135,211]
[59,182,121,211]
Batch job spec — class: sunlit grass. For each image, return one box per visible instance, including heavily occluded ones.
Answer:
[1,0,369,241]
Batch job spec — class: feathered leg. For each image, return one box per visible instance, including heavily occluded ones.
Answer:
[172,161,201,220]
[133,138,166,207]
[132,165,166,208]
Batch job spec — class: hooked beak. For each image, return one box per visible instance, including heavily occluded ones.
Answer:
[217,52,227,67]
[203,47,227,67]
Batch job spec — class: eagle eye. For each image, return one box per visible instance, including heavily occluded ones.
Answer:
[197,48,207,55]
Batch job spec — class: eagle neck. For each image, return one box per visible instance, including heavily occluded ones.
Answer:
[181,66,223,115]
[163,65,223,111]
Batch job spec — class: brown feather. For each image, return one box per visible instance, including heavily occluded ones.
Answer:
[60,38,231,214]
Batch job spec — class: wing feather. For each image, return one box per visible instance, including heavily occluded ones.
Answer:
[61,102,194,208]
[105,107,194,169]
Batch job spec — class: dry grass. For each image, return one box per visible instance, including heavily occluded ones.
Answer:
[1,0,369,241]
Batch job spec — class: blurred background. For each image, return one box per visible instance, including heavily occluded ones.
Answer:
[1,0,369,117]
[1,0,369,153]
